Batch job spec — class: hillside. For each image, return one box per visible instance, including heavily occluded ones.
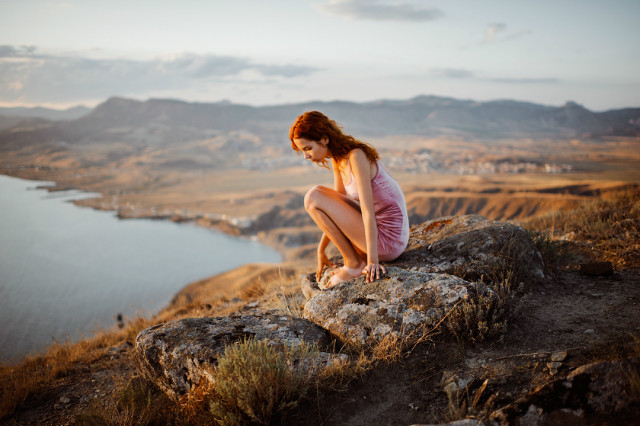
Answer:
[0,192,639,426]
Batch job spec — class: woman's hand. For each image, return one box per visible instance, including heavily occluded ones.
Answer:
[362,263,386,283]
[316,250,335,282]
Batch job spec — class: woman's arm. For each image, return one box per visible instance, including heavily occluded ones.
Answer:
[350,149,385,282]
[315,158,345,281]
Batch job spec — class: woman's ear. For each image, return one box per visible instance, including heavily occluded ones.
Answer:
[320,137,329,146]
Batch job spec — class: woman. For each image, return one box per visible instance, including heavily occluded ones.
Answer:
[289,111,409,288]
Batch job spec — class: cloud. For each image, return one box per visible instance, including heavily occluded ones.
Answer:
[315,0,444,22]
[487,77,559,84]
[428,67,558,84]
[429,68,476,79]
[504,29,533,41]
[0,45,38,57]
[0,46,319,104]
[483,23,507,44]
[480,24,532,45]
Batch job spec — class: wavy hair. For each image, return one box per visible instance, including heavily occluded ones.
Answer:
[289,111,379,169]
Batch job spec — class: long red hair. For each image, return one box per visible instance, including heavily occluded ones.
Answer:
[289,111,379,168]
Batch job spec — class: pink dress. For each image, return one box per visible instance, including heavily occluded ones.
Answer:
[344,160,410,261]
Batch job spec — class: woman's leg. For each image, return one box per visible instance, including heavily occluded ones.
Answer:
[304,186,368,283]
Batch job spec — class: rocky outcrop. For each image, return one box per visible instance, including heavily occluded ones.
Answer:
[394,215,545,284]
[303,267,494,347]
[302,215,543,347]
[489,357,640,425]
[135,312,336,400]
[135,214,546,402]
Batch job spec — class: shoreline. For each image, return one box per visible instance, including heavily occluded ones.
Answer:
[0,169,291,260]
[1,171,294,362]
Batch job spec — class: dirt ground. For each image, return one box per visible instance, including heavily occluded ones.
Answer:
[3,265,639,426]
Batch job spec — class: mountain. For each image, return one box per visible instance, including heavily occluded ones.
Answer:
[0,96,638,149]
[0,105,91,121]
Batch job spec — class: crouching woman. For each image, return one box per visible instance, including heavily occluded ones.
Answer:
[289,111,409,288]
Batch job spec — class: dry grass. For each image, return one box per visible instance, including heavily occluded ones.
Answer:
[0,315,155,421]
[74,377,171,426]
[523,189,640,269]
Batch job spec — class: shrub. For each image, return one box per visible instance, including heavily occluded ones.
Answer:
[208,338,318,425]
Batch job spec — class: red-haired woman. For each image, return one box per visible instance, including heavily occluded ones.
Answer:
[290,111,409,288]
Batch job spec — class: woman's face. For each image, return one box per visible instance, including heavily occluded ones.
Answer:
[293,137,329,163]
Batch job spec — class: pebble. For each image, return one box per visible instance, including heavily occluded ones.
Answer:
[551,351,568,362]
[584,329,596,334]
[59,396,71,404]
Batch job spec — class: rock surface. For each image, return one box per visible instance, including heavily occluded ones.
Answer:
[135,312,333,399]
[303,266,493,346]
[489,357,640,425]
[394,215,545,283]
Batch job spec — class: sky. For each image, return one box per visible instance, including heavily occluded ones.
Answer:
[1,0,639,111]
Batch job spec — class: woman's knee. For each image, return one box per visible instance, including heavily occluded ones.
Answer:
[304,185,330,211]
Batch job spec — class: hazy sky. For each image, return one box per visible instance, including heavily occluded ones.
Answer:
[1,0,638,110]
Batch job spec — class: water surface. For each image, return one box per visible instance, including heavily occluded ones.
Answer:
[0,175,281,361]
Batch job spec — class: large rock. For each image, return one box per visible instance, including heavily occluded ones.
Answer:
[489,357,640,425]
[395,215,545,283]
[303,266,493,347]
[135,312,334,399]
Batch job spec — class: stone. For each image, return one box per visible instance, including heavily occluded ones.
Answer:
[135,312,336,400]
[395,215,545,284]
[489,357,640,425]
[580,261,614,276]
[410,419,485,426]
[59,396,70,404]
[301,273,322,300]
[551,351,568,362]
[303,266,493,347]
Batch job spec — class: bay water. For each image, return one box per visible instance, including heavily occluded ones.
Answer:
[0,175,282,362]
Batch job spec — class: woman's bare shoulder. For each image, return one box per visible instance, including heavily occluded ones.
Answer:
[348,148,368,162]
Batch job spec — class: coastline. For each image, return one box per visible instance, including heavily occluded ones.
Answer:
[0,168,292,258]
[1,170,296,360]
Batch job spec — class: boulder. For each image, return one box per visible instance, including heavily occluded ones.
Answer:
[489,357,640,425]
[135,312,335,399]
[303,266,493,347]
[394,215,545,284]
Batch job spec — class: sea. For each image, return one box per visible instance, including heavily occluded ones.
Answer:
[0,175,282,362]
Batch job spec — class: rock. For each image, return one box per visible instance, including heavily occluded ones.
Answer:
[410,419,485,426]
[303,266,493,347]
[396,215,545,284]
[135,312,335,400]
[551,351,568,362]
[580,261,614,276]
[59,396,70,404]
[301,273,322,300]
[489,357,640,425]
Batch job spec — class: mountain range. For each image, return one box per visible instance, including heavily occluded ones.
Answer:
[0,95,638,150]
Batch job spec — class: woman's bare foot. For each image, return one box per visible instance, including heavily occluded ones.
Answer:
[325,263,365,289]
